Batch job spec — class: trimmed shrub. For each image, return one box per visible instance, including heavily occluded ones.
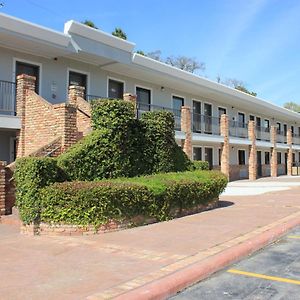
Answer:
[40,182,154,228]
[91,99,135,130]
[57,100,192,180]
[190,160,210,171]
[14,157,64,224]
[37,170,227,227]
[141,111,192,173]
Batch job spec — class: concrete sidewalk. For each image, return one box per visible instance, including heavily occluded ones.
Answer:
[1,178,300,300]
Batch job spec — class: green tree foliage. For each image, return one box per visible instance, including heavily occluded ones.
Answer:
[283,101,300,113]
[82,20,98,29]
[112,27,127,40]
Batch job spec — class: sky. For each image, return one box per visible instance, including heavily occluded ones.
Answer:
[1,0,300,107]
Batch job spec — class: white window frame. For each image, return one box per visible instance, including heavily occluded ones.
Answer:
[67,67,90,96]
[192,99,202,114]
[13,57,42,95]
[203,101,213,117]
[107,76,126,98]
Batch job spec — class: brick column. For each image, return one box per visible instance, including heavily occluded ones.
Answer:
[16,74,36,158]
[54,104,78,152]
[220,114,230,179]
[181,106,192,159]
[248,120,257,180]
[270,125,277,177]
[287,129,293,176]
[68,85,85,105]
[0,161,6,215]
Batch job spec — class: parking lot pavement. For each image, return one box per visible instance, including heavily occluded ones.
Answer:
[171,226,300,300]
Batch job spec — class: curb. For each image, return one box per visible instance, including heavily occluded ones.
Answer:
[114,216,300,300]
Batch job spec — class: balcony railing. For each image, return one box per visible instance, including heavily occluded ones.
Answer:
[229,121,248,138]
[136,102,181,131]
[0,80,16,115]
[276,130,287,144]
[192,113,220,135]
[293,134,300,145]
[256,126,270,141]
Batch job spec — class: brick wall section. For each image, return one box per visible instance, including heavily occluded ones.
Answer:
[287,129,293,176]
[181,106,192,159]
[16,75,78,156]
[248,120,257,180]
[270,125,277,177]
[0,162,6,215]
[220,114,230,179]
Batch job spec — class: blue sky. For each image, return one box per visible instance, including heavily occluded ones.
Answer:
[1,0,300,106]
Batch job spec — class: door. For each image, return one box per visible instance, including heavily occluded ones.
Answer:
[257,151,262,177]
[16,61,39,94]
[172,96,184,130]
[204,147,213,170]
[204,103,212,133]
[193,147,202,161]
[193,101,201,132]
[69,71,87,98]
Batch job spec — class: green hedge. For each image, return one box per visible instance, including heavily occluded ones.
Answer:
[190,160,210,171]
[37,170,227,228]
[14,157,64,224]
[57,100,191,180]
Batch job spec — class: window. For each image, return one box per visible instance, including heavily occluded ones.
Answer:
[265,152,270,165]
[277,152,281,164]
[291,125,294,135]
[218,148,221,166]
[238,150,246,165]
[264,119,270,128]
[172,96,184,111]
[69,71,87,97]
[193,147,202,161]
[218,107,226,117]
[16,61,39,94]
[256,117,261,127]
[108,79,124,99]
[249,115,255,121]
[277,122,281,133]
[136,87,151,111]
[283,124,287,136]
[293,153,296,163]
[238,112,245,125]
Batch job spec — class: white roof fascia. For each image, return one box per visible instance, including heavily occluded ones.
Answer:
[64,20,135,53]
[0,13,72,48]
[133,53,300,122]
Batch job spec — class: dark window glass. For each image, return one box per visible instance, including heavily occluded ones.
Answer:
[249,115,255,121]
[265,152,270,165]
[256,117,261,127]
[136,87,151,111]
[264,119,270,128]
[238,112,245,125]
[238,150,246,165]
[69,71,87,98]
[284,124,287,136]
[108,79,124,99]
[16,61,39,94]
[173,96,184,111]
[193,147,202,161]
[219,148,221,166]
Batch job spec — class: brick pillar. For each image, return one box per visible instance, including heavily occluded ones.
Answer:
[220,114,229,179]
[54,104,78,152]
[68,85,85,105]
[248,120,257,180]
[0,161,6,215]
[16,74,36,158]
[181,106,192,159]
[287,129,293,176]
[270,125,277,177]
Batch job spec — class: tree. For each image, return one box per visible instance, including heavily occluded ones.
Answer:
[224,78,257,96]
[147,50,162,61]
[112,27,127,40]
[136,50,146,56]
[284,102,300,113]
[165,55,205,73]
[82,20,98,29]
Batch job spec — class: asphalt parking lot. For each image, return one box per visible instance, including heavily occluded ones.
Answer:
[171,226,300,300]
